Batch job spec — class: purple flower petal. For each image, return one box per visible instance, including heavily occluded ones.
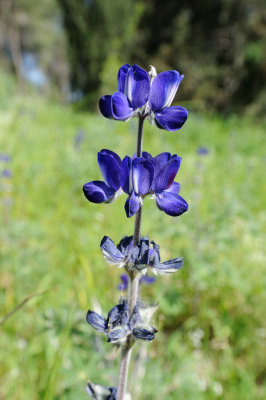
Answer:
[132,157,154,195]
[118,274,129,291]
[153,152,172,175]
[100,236,125,265]
[120,156,132,195]
[124,191,140,218]
[155,106,188,131]
[83,181,116,203]
[165,181,181,195]
[125,64,150,109]
[117,64,131,92]
[152,155,182,193]
[148,70,184,111]
[140,275,156,285]
[99,95,113,118]
[155,258,184,274]
[156,191,188,217]
[132,326,157,341]
[98,149,121,190]
[107,328,127,343]
[86,310,107,332]
[111,92,133,120]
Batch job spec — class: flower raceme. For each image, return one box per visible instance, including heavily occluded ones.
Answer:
[83,150,188,218]
[100,235,184,275]
[99,64,188,132]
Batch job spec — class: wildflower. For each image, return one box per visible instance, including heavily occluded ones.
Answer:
[118,274,155,291]
[120,155,154,217]
[86,299,157,344]
[150,152,188,217]
[197,147,209,155]
[83,149,122,203]
[100,235,184,275]
[99,64,188,132]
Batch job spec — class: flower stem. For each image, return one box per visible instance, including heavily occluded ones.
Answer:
[117,117,145,400]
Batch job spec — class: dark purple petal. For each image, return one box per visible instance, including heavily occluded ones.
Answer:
[124,191,140,218]
[107,300,129,329]
[149,241,161,266]
[153,152,172,175]
[100,236,125,265]
[155,106,188,132]
[125,64,150,109]
[142,151,153,160]
[117,64,131,92]
[165,182,181,195]
[111,92,133,120]
[99,95,113,119]
[98,150,121,190]
[107,328,127,343]
[132,157,154,195]
[132,326,157,341]
[117,236,133,256]
[156,191,188,217]
[155,258,184,274]
[140,275,156,285]
[120,156,132,194]
[149,70,183,111]
[83,181,116,203]
[118,274,129,291]
[86,310,107,332]
[152,155,182,193]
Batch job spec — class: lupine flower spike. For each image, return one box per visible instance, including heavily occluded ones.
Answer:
[83,63,189,400]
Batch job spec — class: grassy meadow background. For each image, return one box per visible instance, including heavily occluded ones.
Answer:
[0,68,266,399]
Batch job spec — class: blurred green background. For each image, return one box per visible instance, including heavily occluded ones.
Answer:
[0,1,266,399]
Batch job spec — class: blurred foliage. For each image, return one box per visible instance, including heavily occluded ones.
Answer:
[1,0,265,115]
[0,80,265,398]
[58,0,144,108]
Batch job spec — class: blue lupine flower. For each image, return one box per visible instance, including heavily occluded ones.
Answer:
[86,299,157,344]
[100,235,184,275]
[99,64,188,132]
[197,147,209,155]
[150,152,188,217]
[83,150,188,218]
[118,274,156,291]
[0,154,11,162]
[87,382,117,400]
[120,155,154,217]
[83,149,122,203]
[2,169,12,178]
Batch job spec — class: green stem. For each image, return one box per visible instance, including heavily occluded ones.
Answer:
[116,116,145,400]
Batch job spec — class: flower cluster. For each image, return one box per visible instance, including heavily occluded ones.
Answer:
[83,150,188,218]
[100,235,184,275]
[99,64,188,132]
[86,299,157,344]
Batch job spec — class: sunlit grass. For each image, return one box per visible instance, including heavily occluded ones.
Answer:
[0,94,265,399]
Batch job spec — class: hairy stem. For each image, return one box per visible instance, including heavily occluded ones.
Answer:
[117,117,144,400]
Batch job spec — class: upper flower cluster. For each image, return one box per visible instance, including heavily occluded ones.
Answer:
[99,64,188,132]
[83,149,188,218]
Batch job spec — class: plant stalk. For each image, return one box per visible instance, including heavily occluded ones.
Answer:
[116,117,145,400]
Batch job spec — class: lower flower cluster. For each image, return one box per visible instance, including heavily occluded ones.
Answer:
[86,299,157,344]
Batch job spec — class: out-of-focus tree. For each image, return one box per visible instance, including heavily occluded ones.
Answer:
[134,0,266,115]
[57,0,144,108]
[0,0,69,97]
